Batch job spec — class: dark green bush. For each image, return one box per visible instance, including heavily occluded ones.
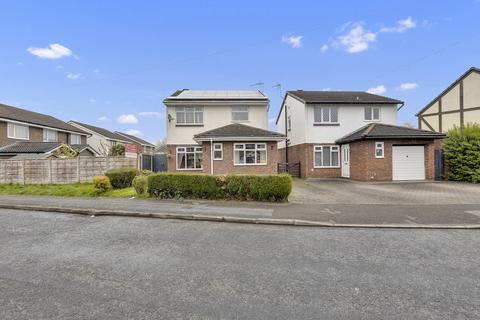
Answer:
[105,167,136,189]
[132,175,148,196]
[108,144,125,156]
[444,124,480,183]
[92,175,111,194]
[148,173,291,202]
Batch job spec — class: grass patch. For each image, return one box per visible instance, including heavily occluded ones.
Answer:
[0,183,135,198]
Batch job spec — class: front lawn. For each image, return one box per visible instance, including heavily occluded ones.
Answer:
[0,183,135,198]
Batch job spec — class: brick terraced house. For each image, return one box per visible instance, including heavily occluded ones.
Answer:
[164,90,284,174]
[276,91,445,180]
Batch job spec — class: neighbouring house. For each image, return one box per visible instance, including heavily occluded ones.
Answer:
[0,103,93,159]
[68,121,131,156]
[115,132,156,154]
[276,90,444,180]
[0,141,97,159]
[417,67,480,132]
[164,89,284,174]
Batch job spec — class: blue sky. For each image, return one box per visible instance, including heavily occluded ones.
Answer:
[1,0,479,143]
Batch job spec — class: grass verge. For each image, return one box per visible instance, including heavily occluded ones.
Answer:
[0,183,135,198]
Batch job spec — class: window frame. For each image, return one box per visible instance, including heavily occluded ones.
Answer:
[234,143,267,166]
[287,115,292,131]
[313,145,340,168]
[70,134,81,145]
[43,129,58,142]
[375,141,384,158]
[313,106,339,124]
[7,122,29,140]
[231,106,249,122]
[213,143,223,160]
[176,106,204,125]
[176,146,203,170]
[364,106,381,122]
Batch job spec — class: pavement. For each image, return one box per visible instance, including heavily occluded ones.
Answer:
[1,209,479,319]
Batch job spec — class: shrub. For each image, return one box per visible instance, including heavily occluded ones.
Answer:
[132,175,148,196]
[105,167,136,189]
[92,175,111,194]
[109,144,125,156]
[444,124,480,183]
[140,169,154,176]
[148,173,292,202]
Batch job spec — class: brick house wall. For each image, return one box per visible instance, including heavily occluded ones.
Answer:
[278,143,341,178]
[348,139,437,181]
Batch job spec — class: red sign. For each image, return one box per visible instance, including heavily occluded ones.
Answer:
[125,144,138,153]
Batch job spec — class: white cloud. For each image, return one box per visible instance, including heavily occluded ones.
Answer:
[27,43,73,59]
[320,44,329,53]
[367,85,387,95]
[321,88,332,91]
[89,98,96,103]
[337,24,377,53]
[117,114,138,124]
[380,17,417,33]
[126,129,143,137]
[66,73,81,80]
[282,35,303,48]
[138,111,164,118]
[398,82,419,91]
[98,116,109,121]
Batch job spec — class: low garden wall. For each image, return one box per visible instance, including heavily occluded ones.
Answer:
[0,157,135,184]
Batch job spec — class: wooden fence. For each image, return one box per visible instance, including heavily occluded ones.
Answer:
[0,157,136,184]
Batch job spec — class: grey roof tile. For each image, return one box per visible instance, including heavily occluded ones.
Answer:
[69,121,130,142]
[114,132,155,147]
[288,91,403,104]
[194,123,284,140]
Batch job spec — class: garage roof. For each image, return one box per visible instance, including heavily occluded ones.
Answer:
[336,123,445,144]
[194,123,285,141]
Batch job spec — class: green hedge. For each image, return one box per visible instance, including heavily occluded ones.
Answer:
[148,173,292,202]
[444,124,480,183]
[105,167,136,189]
[132,175,148,196]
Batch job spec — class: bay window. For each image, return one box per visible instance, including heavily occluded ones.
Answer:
[7,123,29,140]
[314,145,340,168]
[176,107,203,125]
[234,143,267,165]
[177,146,202,170]
[314,106,338,123]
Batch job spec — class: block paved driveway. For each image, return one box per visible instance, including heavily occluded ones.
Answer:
[290,179,480,205]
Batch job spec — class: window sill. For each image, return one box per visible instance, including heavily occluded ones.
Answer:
[234,163,267,166]
[7,136,29,140]
[364,120,381,123]
[313,123,340,126]
[176,168,203,171]
[213,158,223,161]
[313,166,341,169]
[231,120,250,123]
[175,124,204,127]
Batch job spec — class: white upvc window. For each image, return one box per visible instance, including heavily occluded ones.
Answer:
[176,146,202,170]
[176,106,203,125]
[43,129,58,142]
[313,106,338,124]
[7,123,29,140]
[70,134,81,145]
[365,106,381,121]
[234,143,267,165]
[213,143,223,160]
[231,106,249,122]
[314,145,340,168]
[287,115,292,131]
[375,141,384,158]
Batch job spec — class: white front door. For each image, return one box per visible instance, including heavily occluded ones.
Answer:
[392,146,425,180]
[341,144,350,178]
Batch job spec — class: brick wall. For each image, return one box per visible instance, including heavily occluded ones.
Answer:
[0,121,43,147]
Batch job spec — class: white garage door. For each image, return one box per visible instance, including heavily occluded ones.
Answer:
[392,146,425,180]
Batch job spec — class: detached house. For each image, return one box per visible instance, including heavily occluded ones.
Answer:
[276,91,444,181]
[164,90,284,174]
[0,103,95,159]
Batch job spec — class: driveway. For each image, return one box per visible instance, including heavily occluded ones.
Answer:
[290,179,480,205]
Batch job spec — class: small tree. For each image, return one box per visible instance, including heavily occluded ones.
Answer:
[443,124,480,183]
[109,144,125,156]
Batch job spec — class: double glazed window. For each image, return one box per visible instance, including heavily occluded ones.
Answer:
[213,143,223,160]
[234,143,266,165]
[7,123,29,140]
[375,142,384,158]
[314,106,338,123]
[314,145,340,168]
[70,134,81,145]
[231,106,249,121]
[365,106,381,121]
[43,129,58,142]
[177,146,202,170]
[176,107,203,125]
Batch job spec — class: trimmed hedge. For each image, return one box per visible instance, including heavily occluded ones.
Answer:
[132,175,148,196]
[105,167,136,189]
[444,124,480,183]
[92,175,111,194]
[148,173,292,202]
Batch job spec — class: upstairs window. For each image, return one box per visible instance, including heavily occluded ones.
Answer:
[314,106,338,123]
[176,107,203,125]
[365,106,381,121]
[70,134,81,145]
[7,123,29,140]
[287,115,292,131]
[231,106,249,121]
[43,129,58,142]
[213,143,223,160]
